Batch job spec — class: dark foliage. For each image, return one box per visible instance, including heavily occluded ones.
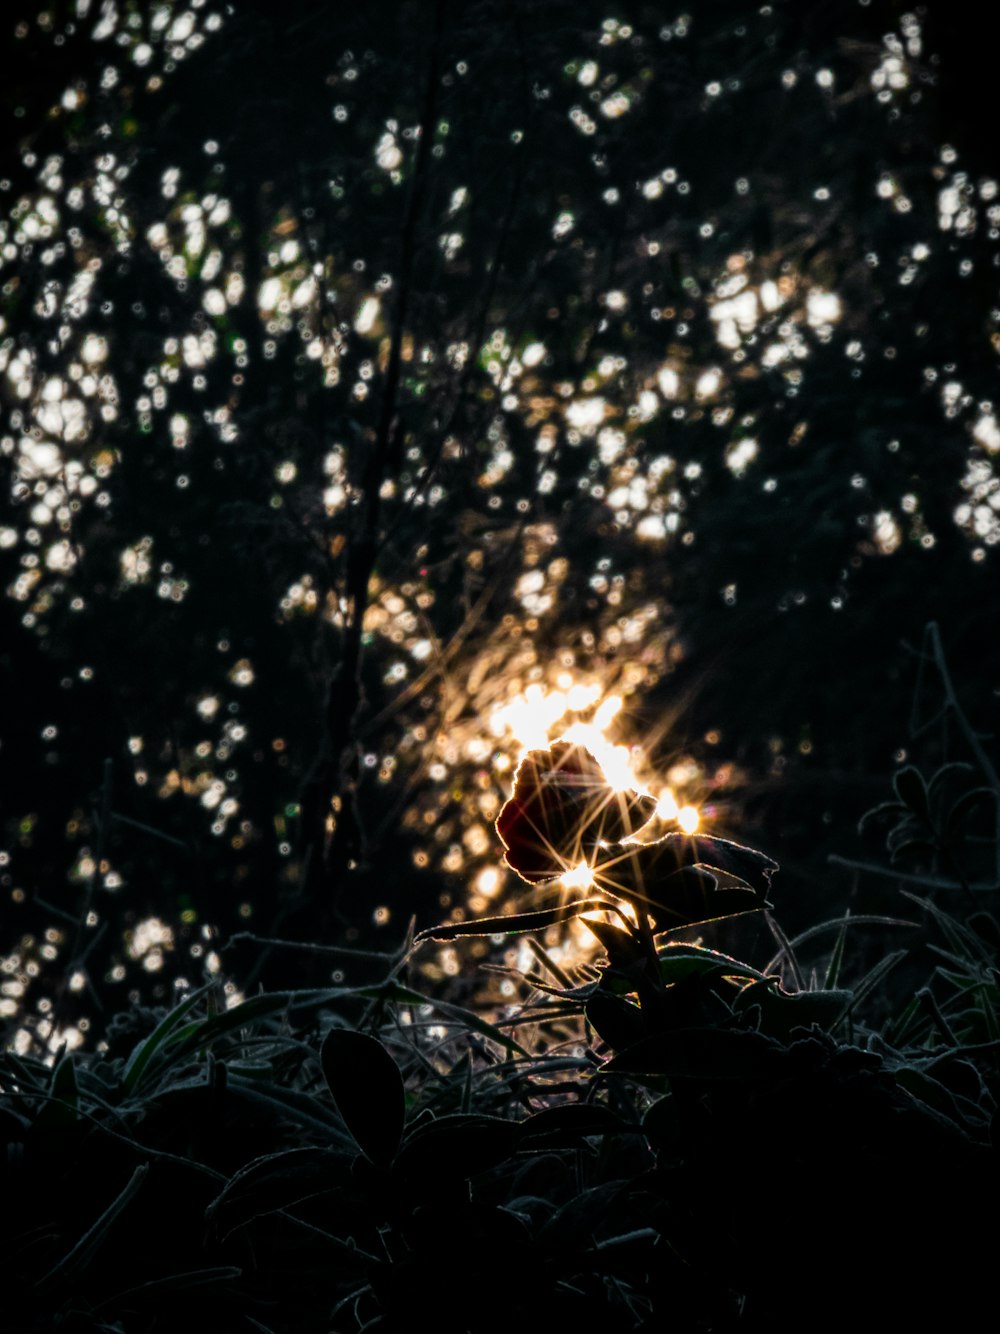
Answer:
[3,735,998,1330]
[1,5,999,1327]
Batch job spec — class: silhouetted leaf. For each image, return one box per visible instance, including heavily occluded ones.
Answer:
[321,1030,405,1166]
[902,893,992,964]
[122,980,216,1091]
[889,838,937,866]
[601,1027,781,1079]
[586,991,646,1050]
[835,949,909,1021]
[927,762,976,806]
[517,1102,632,1147]
[165,988,355,1062]
[207,1147,354,1240]
[656,944,767,986]
[943,787,995,846]
[968,912,1000,950]
[732,979,853,1039]
[641,1093,680,1147]
[225,1073,354,1140]
[96,1267,244,1313]
[394,1113,518,1182]
[646,870,761,933]
[496,743,657,882]
[592,837,773,931]
[39,1163,149,1285]
[925,1052,990,1104]
[892,1067,976,1133]
[858,800,908,835]
[580,916,644,969]
[823,914,850,990]
[893,766,930,821]
[887,817,931,856]
[536,1182,626,1249]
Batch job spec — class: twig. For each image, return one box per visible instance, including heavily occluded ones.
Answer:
[220,931,399,962]
[52,758,113,1033]
[828,853,996,892]
[300,0,448,900]
[110,811,188,848]
[916,623,1000,790]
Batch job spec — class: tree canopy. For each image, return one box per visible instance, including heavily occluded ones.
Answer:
[2,0,999,1048]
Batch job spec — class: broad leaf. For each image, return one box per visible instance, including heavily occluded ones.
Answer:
[601,1026,781,1079]
[590,836,774,931]
[207,1147,353,1240]
[321,1030,405,1166]
[943,787,995,845]
[893,766,930,821]
[496,743,657,883]
[394,1113,518,1182]
[586,992,646,1050]
[656,944,768,986]
[732,979,853,1039]
[580,917,644,969]
[517,1102,633,1146]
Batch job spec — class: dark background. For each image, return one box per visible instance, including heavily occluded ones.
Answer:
[2,0,998,1046]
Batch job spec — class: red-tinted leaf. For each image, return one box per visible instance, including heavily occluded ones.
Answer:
[495,743,656,883]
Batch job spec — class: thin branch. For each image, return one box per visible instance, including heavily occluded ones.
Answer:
[220,931,400,962]
[299,0,448,899]
[926,622,1000,789]
[828,852,997,892]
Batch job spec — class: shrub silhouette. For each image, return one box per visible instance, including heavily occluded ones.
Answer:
[2,733,998,1329]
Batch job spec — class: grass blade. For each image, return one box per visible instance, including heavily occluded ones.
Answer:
[123,981,217,1091]
[835,949,909,1027]
[39,1163,148,1285]
[361,981,530,1057]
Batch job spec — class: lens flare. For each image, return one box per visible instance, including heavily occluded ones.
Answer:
[655,788,678,820]
[559,721,635,792]
[561,861,595,890]
[677,804,700,834]
[489,678,702,825]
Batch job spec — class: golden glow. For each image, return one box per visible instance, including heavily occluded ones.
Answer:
[592,695,623,730]
[655,787,678,820]
[489,677,702,826]
[568,682,599,710]
[677,804,700,834]
[490,683,640,792]
[476,866,501,897]
[490,683,582,752]
[559,722,636,792]
[561,861,595,891]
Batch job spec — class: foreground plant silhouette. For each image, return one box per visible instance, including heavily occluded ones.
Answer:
[2,735,997,1331]
[417,741,786,1047]
[409,740,997,1325]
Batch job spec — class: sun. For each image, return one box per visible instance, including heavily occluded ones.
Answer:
[489,676,700,836]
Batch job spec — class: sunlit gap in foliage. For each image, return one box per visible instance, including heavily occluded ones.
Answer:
[488,674,701,900]
[480,688,706,985]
